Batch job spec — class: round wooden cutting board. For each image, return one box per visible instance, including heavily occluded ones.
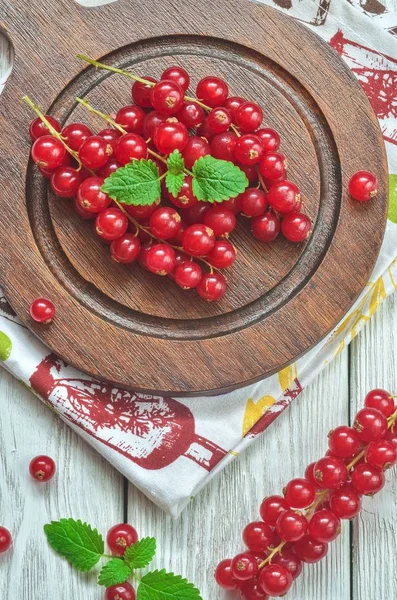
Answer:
[0,0,388,396]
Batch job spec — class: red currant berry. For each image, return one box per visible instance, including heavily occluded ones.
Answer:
[131,76,156,108]
[124,201,160,221]
[146,244,176,275]
[30,298,55,324]
[364,389,395,417]
[30,116,61,140]
[77,177,111,213]
[206,240,236,269]
[29,455,56,481]
[149,207,181,240]
[243,521,273,553]
[98,158,122,179]
[293,536,328,563]
[197,272,227,301]
[235,102,263,132]
[314,457,348,489]
[284,478,316,509]
[0,527,12,553]
[239,579,269,600]
[79,135,112,169]
[304,463,321,489]
[210,131,238,162]
[273,549,302,580]
[150,80,184,115]
[105,583,136,600]
[196,76,228,108]
[168,176,197,209]
[96,208,128,241]
[267,181,301,214]
[251,212,281,242]
[259,152,286,180]
[61,122,92,151]
[240,188,268,217]
[231,553,258,581]
[183,202,210,225]
[207,107,232,134]
[385,429,397,449]
[348,170,378,202]
[256,128,280,153]
[176,101,205,128]
[32,135,66,169]
[107,523,138,556]
[260,495,288,527]
[196,118,215,141]
[110,234,141,264]
[182,136,211,170]
[168,250,190,280]
[353,408,388,443]
[366,439,397,470]
[204,206,236,237]
[222,195,241,214]
[174,261,202,289]
[38,152,71,179]
[182,224,215,256]
[115,105,145,134]
[224,96,246,119]
[276,510,307,542]
[142,111,167,139]
[50,167,82,198]
[234,134,264,165]
[328,426,360,459]
[115,134,148,165]
[329,485,362,519]
[351,463,385,495]
[258,564,293,597]
[161,65,190,91]
[214,559,238,590]
[73,198,96,220]
[281,213,312,242]
[154,119,188,154]
[98,128,122,152]
[238,162,258,183]
[308,509,341,542]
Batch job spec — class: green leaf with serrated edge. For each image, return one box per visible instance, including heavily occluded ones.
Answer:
[101,159,161,206]
[124,537,156,569]
[98,558,132,587]
[0,331,12,361]
[44,519,104,572]
[166,172,184,197]
[192,155,248,203]
[388,174,397,224]
[167,149,185,175]
[137,570,203,600]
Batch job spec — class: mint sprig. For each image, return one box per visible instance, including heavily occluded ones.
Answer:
[192,155,248,202]
[125,537,156,569]
[98,557,132,587]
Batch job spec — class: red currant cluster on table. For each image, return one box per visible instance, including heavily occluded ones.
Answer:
[215,388,396,599]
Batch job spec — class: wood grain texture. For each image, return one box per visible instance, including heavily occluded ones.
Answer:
[0,0,389,395]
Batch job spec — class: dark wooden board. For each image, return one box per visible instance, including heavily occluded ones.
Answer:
[0,0,388,395]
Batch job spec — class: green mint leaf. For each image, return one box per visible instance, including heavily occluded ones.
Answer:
[101,159,161,206]
[166,172,184,197]
[98,557,132,587]
[0,331,12,361]
[137,570,202,600]
[167,150,185,175]
[44,519,104,572]
[124,537,156,569]
[388,173,397,223]
[192,155,248,203]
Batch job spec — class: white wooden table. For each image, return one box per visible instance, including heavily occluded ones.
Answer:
[1,23,397,600]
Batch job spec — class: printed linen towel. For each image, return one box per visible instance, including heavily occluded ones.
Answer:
[0,0,396,516]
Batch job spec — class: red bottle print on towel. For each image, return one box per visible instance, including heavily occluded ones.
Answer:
[30,355,226,472]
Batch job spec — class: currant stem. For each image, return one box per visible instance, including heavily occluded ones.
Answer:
[257,167,268,193]
[75,97,125,135]
[258,542,286,569]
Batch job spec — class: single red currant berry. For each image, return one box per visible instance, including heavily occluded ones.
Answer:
[260,495,288,526]
[176,101,205,128]
[366,439,397,470]
[308,509,341,543]
[0,527,12,553]
[353,408,388,443]
[98,158,122,179]
[284,478,316,509]
[206,240,236,269]
[73,198,96,220]
[224,96,246,120]
[251,212,281,242]
[161,65,190,91]
[29,455,56,481]
[174,261,202,289]
[96,208,129,241]
[329,485,362,519]
[293,536,328,563]
[348,170,378,202]
[231,553,258,581]
[314,456,348,489]
[105,583,136,600]
[115,134,148,165]
[328,426,360,459]
[50,167,82,198]
[234,134,264,165]
[124,201,160,221]
[110,234,141,264]
[182,136,211,170]
[243,521,273,553]
[79,135,112,169]
[61,122,93,151]
[197,272,227,301]
[183,202,210,225]
[150,80,184,115]
[30,298,55,324]
[204,206,236,237]
[214,559,238,590]
[107,524,138,556]
[259,152,287,180]
[235,101,263,132]
[115,105,145,134]
[304,462,322,489]
[131,76,157,107]
[77,177,111,213]
[258,564,293,597]
[146,244,176,275]
[210,132,238,162]
[351,463,385,495]
[364,389,395,418]
[182,224,215,256]
[154,119,188,154]
[267,181,301,214]
[196,76,229,108]
[30,116,61,140]
[207,107,232,134]
[32,136,66,169]
[168,176,197,209]
[256,128,280,153]
[149,207,181,240]
[273,549,302,580]
[276,510,307,542]
[281,213,312,243]
[222,195,241,214]
[142,111,167,139]
[239,578,269,600]
[98,128,123,152]
[385,429,397,450]
[240,188,268,217]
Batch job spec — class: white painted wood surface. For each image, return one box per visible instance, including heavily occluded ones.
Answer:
[0,17,396,600]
